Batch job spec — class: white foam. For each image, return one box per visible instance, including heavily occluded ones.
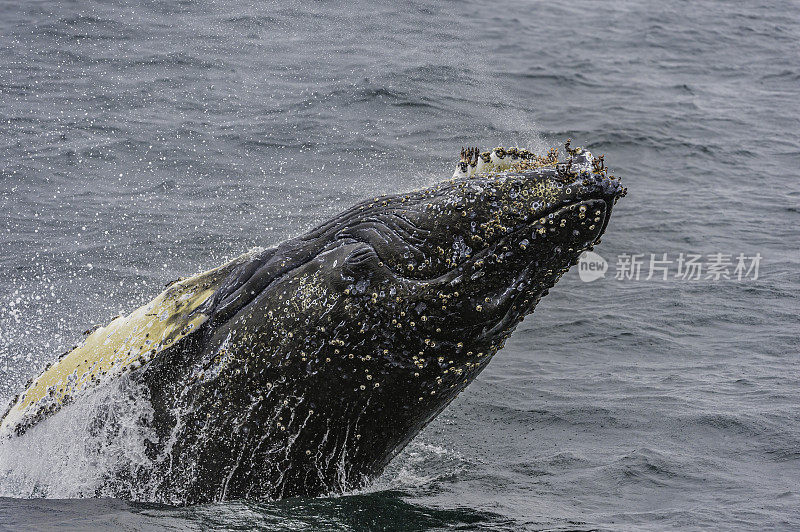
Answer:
[0,375,157,499]
[357,440,468,494]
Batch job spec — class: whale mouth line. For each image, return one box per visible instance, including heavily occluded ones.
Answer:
[492,197,610,253]
[370,198,610,286]
[392,198,607,341]
[467,198,609,335]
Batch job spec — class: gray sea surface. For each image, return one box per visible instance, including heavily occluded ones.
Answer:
[1,0,799,530]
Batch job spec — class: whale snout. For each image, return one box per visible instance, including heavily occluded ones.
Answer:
[419,147,625,339]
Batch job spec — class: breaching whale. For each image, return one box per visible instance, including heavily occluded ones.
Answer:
[1,142,625,504]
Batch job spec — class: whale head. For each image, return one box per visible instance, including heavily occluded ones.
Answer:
[337,147,625,345]
[0,143,626,504]
[179,144,626,500]
[0,143,625,503]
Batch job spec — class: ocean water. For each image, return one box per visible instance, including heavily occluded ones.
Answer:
[1,0,798,529]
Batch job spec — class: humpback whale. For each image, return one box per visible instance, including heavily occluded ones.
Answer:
[0,142,625,504]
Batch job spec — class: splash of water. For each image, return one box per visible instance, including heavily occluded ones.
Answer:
[0,375,157,499]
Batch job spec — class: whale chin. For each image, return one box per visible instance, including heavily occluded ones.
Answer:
[443,197,610,343]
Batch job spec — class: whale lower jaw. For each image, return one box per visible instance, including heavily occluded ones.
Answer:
[436,198,608,340]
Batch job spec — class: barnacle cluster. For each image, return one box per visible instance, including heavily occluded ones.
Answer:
[452,139,623,184]
[453,144,559,178]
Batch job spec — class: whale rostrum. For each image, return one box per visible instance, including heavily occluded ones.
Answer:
[1,142,626,504]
